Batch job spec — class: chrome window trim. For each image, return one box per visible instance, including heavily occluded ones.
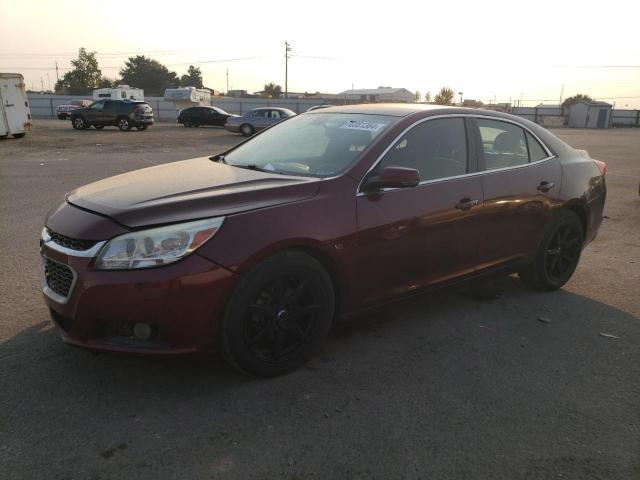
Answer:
[41,228,106,258]
[41,256,77,305]
[356,113,556,196]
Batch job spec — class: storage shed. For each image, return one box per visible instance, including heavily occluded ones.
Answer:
[568,101,612,128]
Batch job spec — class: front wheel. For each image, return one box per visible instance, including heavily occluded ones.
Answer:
[221,251,335,377]
[118,117,131,131]
[72,116,87,130]
[183,119,192,127]
[519,210,584,290]
[240,123,254,137]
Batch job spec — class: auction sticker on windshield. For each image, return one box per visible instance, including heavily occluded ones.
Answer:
[340,120,387,132]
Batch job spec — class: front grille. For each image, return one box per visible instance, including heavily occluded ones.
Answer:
[44,258,74,298]
[47,229,97,251]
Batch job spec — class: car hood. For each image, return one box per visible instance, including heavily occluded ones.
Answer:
[67,157,321,228]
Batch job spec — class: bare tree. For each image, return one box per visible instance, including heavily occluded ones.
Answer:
[434,87,455,105]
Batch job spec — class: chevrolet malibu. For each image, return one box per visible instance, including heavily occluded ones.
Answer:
[41,104,606,376]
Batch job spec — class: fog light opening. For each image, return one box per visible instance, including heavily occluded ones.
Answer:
[133,322,153,341]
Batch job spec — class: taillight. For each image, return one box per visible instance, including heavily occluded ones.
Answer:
[593,159,607,176]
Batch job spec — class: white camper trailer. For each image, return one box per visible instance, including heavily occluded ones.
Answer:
[164,87,211,112]
[0,73,32,138]
[93,85,144,101]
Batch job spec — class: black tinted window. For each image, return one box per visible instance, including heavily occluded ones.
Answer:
[526,131,548,161]
[375,118,468,182]
[477,119,528,170]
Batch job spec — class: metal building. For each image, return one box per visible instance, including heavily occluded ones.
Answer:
[568,101,612,128]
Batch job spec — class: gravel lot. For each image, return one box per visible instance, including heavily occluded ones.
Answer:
[1,120,639,479]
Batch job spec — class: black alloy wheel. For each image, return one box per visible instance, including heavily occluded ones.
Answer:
[222,251,334,377]
[519,210,584,290]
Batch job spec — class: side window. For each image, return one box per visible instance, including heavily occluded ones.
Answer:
[270,110,281,119]
[477,119,528,170]
[526,131,549,161]
[90,101,104,111]
[375,118,467,182]
[253,110,267,118]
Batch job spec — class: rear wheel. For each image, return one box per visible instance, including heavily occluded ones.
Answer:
[221,251,335,377]
[183,119,192,127]
[118,117,131,131]
[240,123,254,137]
[72,116,87,130]
[519,210,584,290]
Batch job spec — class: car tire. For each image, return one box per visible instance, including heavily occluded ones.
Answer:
[136,125,148,131]
[240,124,254,137]
[12,133,26,138]
[118,117,131,131]
[183,119,192,127]
[72,116,87,130]
[518,210,584,291]
[221,250,335,377]
[94,125,104,130]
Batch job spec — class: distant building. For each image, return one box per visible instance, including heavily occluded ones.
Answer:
[568,101,612,128]
[337,87,415,103]
[226,90,250,98]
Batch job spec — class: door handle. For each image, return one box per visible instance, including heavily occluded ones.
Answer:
[537,181,555,192]
[455,198,480,211]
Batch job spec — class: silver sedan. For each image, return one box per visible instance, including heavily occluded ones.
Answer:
[225,107,296,136]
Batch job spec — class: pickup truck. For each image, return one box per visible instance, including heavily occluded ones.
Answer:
[57,99,92,119]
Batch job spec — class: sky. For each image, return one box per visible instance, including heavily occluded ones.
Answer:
[1,0,639,107]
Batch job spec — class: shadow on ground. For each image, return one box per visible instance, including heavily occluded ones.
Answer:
[1,276,639,479]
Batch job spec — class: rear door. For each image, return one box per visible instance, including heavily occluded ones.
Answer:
[472,117,561,269]
[355,117,484,307]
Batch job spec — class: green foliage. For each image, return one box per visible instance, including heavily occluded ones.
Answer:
[425,91,432,102]
[119,55,179,95]
[97,77,118,89]
[414,90,421,102]
[263,82,283,98]
[180,65,204,88]
[434,87,455,105]
[55,48,102,95]
[561,94,593,108]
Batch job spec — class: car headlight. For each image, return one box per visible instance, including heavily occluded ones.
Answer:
[96,217,224,270]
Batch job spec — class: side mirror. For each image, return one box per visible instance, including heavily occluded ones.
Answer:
[363,166,420,192]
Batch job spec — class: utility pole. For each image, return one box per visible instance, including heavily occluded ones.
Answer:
[284,41,291,99]
[559,83,564,108]
[55,61,59,83]
[226,68,229,95]
[458,91,464,105]
[40,77,44,92]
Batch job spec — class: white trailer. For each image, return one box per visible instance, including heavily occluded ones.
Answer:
[164,87,211,112]
[93,85,144,101]
[0,73,32,138]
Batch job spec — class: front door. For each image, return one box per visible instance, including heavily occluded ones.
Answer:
[473,117,562,269]
[355,117,484,307]
[596,109,607,128]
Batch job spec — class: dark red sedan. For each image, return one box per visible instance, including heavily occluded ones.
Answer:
[41,104,606,376]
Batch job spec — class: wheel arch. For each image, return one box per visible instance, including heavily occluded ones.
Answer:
[227,239,347,319]
[562,201,589,239]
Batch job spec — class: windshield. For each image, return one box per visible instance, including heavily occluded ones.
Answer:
[224,113,397,177]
